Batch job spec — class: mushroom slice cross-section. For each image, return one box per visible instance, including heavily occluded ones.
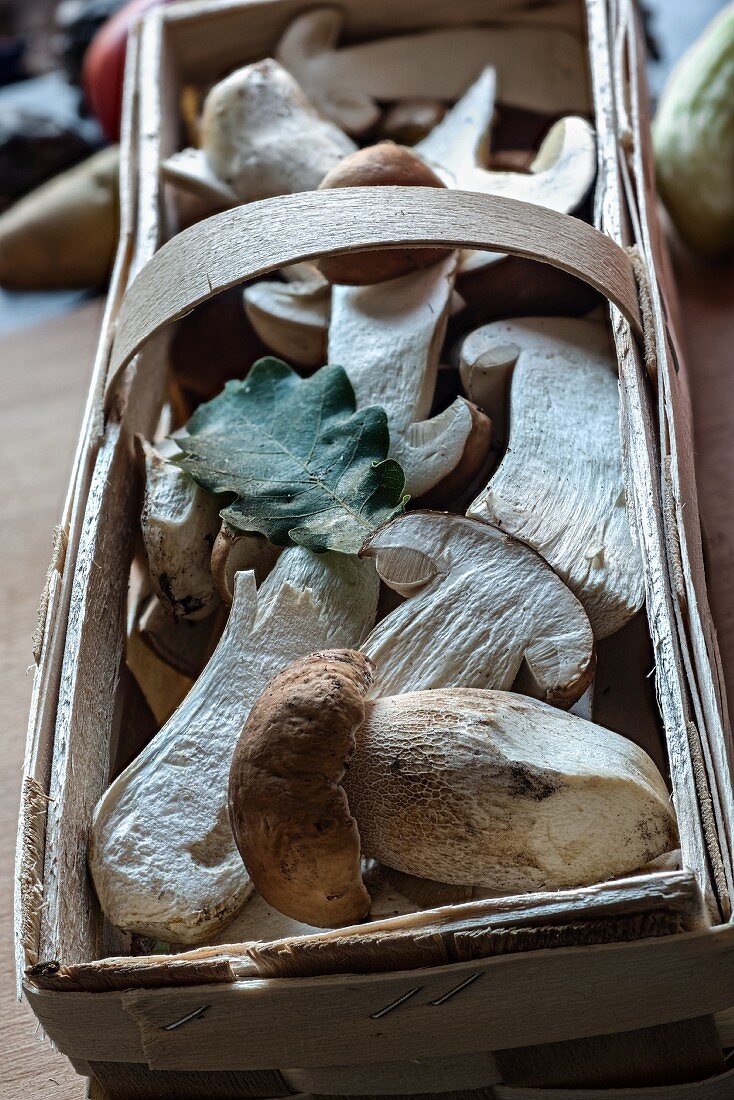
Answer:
[88,547,379,944]
[328,254,491,500]
[414,68,597,278]
[360,511,595,708]
[466,318,645,638]
[275,9,591,133]
[162,58,355,208]
[243,273,330,367]
[229,650,677,926]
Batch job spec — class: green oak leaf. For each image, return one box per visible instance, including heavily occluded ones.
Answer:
[171,357,408,554]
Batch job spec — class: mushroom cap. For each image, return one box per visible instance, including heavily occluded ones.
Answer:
[317,142,450,284]
[228,649,373,928]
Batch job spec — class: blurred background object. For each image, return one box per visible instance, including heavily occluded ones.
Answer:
[654,2,734,256]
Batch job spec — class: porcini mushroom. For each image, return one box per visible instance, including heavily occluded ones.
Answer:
[465,318,644,638]
[359,511,594,708]
[459,328,519,446]
[275,9,591,134]
[328,254,491,500]
[413,68,597,284]
[138,437,221,622]
[229,650,677,927]
[162,59,355,208]
[415,69,595,211]
[317,142,450,285]
[243,273,330,367]
[89,548,379,943]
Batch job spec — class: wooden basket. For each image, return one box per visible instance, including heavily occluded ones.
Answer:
[15,0,734,1096]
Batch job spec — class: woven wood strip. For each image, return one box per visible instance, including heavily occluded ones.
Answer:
[105,187,643,403]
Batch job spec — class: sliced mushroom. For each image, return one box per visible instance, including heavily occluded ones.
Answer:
[229,650,676,927]
[414,68,596,281]
[210,522,282,606]
[275,9,591,134]
[162,58,355,208]
[466,318,644,638]
[378,99,447,145]
[328,255,491,500]
[459,330,520,447]
[89,548,380,944]
[360,511,594,708]
[138,437,221,622]
[416,69,595,211]
[243,275,330,367]
[161,146,238,208]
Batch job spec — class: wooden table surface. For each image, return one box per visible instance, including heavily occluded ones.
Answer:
[1,246,732,1099]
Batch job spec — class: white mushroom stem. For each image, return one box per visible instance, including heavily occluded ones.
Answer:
[328,254,490,500]
[360,511,594,708]
[466,318,645,639]
[346,690,677,893]
[244,275,330,367]
[162,58,355,207]
[275,9,591,134]
[414,68,597,277]
[89,549,380,944]
[459,332,519,446]
[139,437,221,621]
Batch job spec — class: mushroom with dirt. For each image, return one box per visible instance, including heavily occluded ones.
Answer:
[359,511,595,708]
[89,549,379,944]
[138,437,222,622]
[138,594,224,679]
[465,317,645,639]
[275,8,591,134]
[162,58,356,208]
[228,650,677,928]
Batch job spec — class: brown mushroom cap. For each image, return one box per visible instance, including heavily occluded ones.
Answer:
[317,142,450,284]
[228,649,373,928]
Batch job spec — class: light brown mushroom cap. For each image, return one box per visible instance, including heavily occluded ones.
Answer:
[228,650,373,928]
[317,143,450,284]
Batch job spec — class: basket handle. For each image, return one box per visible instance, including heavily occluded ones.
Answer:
[105,186,643,406]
